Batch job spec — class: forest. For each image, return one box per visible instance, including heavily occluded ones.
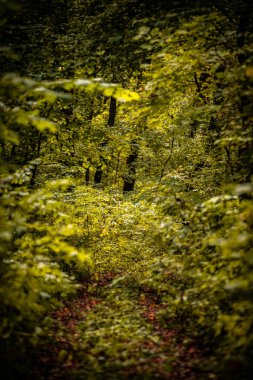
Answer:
[0,0,253,379]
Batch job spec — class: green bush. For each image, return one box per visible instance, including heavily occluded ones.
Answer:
[136,184,253,378]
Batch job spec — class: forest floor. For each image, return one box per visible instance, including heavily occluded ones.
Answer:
[26,184,219,380]
[36,272,217,380]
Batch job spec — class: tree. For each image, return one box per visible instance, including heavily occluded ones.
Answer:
[1,1,253,378]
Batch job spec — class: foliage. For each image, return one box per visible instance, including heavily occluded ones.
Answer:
[131,182,253,378]
[0,68,138,376]
[72,293,154,379]
[0,0,253,379]
[48,184,159,275]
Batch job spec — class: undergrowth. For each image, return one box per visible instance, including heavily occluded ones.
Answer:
[1,176,253,379]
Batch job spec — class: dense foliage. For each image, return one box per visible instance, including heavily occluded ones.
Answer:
[0,0,252,379]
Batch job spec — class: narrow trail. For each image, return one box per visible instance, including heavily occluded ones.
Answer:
[36,273,216,380]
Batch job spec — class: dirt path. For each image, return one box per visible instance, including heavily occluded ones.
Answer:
[36,273,217,380]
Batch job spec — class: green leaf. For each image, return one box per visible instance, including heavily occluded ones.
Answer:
[29,116,57,132]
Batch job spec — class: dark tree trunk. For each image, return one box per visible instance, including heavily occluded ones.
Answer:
[123,141,139,193]
[94,96,117,184]
[94,165,103,184]
[108,96,117,126]
[85,167,90,184]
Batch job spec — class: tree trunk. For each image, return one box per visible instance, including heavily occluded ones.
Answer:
[94,96,117,184]
[123,141,139,193]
